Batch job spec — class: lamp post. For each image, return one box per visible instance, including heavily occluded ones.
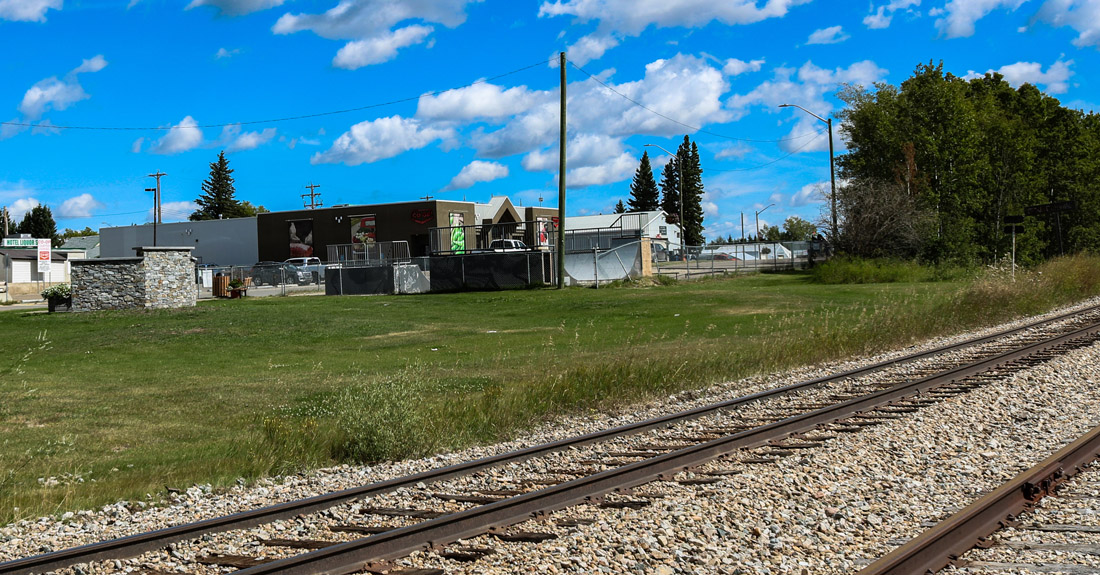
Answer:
[755,203,774,240]
[644,143,686,270]
[779,104,837,242]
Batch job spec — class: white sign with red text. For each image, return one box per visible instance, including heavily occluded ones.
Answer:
[37,239,51,275]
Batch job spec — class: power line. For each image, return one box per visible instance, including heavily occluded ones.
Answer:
[708,132,827,172]
[0,57,556,132]
[566,58,824,144]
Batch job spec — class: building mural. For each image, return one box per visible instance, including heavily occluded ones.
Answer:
[289,219,313,257]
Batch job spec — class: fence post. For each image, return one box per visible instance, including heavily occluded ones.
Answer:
[597,248,602,286]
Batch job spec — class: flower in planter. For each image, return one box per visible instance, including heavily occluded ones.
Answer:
[228,279,244,289]
[41,283,72,299]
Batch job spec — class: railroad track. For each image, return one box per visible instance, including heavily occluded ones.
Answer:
[5,305,1100,575]
[860,423,1100,575]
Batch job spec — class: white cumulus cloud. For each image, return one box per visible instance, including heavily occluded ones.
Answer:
[152,116,204,154]
[153,201,201,223]
[864,0,921,29]
[10,197,40,220]
[312,115,455,165]
[728,60,887,153]
[18,55,109,120]
[807,25,849,44]
[0,0,61,22]
[474,53,730,159]
[934,0,1027,38]
[965,59,1074,94]
[418,82,543,122]
[58,193,104,218]
[220,124,277,151]
[722,58,765,76]
[539,0,811,64]
[445,160,508,190]
[186,0,285,16]
[333,25,434,69]
[273,0,480,69]
[1036,0,1100,48]
[565,151,637,188]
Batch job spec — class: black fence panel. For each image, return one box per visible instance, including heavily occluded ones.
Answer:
[429,252,551,292]
[326,266,396,295]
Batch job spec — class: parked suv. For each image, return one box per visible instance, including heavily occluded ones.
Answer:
[249,262,310,286]
[284,257,325,283]
[489,239,528,252]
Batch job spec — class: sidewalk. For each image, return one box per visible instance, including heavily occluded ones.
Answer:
[0,300,46,312]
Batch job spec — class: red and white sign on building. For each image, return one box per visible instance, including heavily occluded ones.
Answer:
[37,239,51,274]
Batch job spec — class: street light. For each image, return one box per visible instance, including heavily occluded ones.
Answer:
[779,104,837,242]
[644,143,687,270]
[755,203,774,240]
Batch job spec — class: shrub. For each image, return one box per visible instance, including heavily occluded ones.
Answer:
[40,283,71,299]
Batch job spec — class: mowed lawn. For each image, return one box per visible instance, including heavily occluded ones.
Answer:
[0,270,1081,523]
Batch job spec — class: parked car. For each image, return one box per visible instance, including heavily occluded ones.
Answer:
[651,243,669,262]
[249,261,310,286]
[489,239,528,252]
[284,257,325,283]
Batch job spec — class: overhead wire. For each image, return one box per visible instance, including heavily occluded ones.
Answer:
[566,58,824,144]
[0,57,557,132]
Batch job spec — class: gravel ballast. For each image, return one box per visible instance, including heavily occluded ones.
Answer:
[4,299,1100,574]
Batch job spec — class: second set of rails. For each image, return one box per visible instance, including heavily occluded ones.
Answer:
[6,304,1100,574]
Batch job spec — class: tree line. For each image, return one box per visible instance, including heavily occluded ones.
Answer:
[614,136,707,246]
[837,61,1100,265]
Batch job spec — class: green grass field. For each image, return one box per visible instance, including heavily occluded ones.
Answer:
[2,256,1099,524]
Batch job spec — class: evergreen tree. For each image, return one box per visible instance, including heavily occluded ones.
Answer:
[16,205,60,246]
[658,137,706,246]
[628,151,660,211]
[659,152,681,225]
[680,139,706,246]
[190,151,245,221]
[614,199,626,213]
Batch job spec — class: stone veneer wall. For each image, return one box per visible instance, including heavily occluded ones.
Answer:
[140,248,197,309]
[71,247,195,311]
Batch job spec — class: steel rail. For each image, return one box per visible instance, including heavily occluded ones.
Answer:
[230,320,1100,575]
[858,423,1100,575]
[1,305,1097,575]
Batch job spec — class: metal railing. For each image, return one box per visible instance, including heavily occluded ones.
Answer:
[326,241,411,268]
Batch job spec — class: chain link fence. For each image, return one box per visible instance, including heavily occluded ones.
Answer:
[195,262,325,299]
[653,241,825,277]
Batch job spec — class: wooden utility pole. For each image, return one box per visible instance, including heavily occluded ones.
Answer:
[557,51,567,289]
[302,183,323,209]
[146,171,166,246]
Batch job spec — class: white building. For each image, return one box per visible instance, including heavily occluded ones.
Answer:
[565,211,682,248]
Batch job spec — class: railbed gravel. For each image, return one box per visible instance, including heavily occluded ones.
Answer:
[4,298,1100,574]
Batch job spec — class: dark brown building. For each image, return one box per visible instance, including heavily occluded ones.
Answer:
[256,197,558,262]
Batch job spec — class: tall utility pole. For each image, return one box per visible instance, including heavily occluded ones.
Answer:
[302,182,323,209]
[778,104,838,241]
[557,51,567,289]
[2,206,9,236]
[146,171,166,246]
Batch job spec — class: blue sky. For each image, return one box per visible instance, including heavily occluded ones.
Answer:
[2,0,1098,241]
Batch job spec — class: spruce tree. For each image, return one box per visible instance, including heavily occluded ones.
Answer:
[681,139,706,246]
[614,199,626,213]
[658,153,681,225]
[627,151,660,212]
[16,205,60,246]
[190,151,244,221]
